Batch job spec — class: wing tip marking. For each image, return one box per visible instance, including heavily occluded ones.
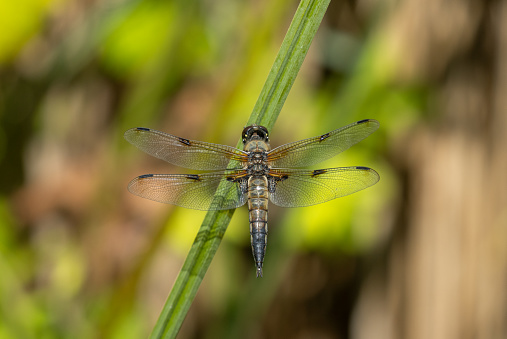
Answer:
[136,127,151,131]
[139,174,154,179]
[357,118,379,126]
[355,166,380,181]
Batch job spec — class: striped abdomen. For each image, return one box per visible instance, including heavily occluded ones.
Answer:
[247,176,269,278]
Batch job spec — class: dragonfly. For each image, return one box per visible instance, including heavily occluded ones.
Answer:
[125,119,380,277]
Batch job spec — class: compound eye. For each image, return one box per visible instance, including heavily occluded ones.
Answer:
[243,132,252,144]
[241,125,269,143]
[241,126,253,143]
[258,127,269,141]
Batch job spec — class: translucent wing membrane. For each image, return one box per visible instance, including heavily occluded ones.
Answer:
[127,171,248,210]
[268,119,379,168]
[124,127,248,171]
[268,167,380,207]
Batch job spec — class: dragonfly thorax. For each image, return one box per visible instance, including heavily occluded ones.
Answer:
[247,151,269,175]
[247,151,268,163]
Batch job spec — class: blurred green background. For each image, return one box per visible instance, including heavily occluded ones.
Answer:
[1,0,506,338]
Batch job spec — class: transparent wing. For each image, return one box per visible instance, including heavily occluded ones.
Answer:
[127,170,248,210]
[124,127,248,171]
[268,167,379,207]
[268,119,379,168]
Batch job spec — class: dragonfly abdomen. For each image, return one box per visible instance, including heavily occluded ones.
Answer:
[247,176,269,278]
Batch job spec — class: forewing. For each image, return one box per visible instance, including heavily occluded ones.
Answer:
[124,127,247,170]
[127,170,248,210]
[268,119,379,168]
[269,167,379,207]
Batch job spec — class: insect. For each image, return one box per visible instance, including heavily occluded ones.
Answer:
[125,119,380,277]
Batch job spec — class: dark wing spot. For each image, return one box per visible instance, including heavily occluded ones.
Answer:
[226,176,236,182]
[311,169,327,177]
[319,133,330,142]
[280,175,289,181]
[355,166,370,170]
[178,137,191,146]
[357,119,370,124]
[139,174,154,178]
[136,127,151,131]
[186,174,201,181]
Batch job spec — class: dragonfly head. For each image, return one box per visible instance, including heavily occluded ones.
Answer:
[242,125,269,144]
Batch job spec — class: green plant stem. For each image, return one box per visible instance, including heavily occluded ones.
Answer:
[150,1,330,338]
[249,0,330,130]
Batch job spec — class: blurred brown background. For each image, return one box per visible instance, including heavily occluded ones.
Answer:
[0,0,506,338]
